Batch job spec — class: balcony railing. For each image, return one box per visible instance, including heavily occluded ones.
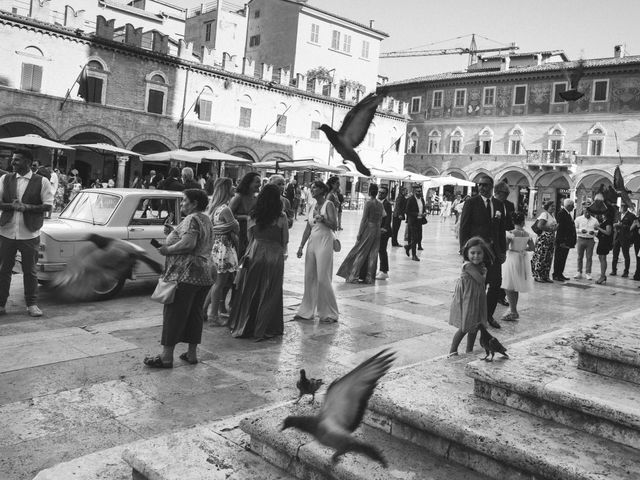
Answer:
[525,149,576,168]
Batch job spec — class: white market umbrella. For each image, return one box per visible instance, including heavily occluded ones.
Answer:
[141,149,253,165]
[253,158,342,173]
[70,143,139,156]
[424,175,476,189]
[0,134,75,150]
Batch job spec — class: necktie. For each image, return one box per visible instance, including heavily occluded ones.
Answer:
[486,198,491,219]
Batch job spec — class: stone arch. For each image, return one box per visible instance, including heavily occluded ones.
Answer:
[86,55,109,72]
[532,170,574,189]
[226,146,258,162]
[574,169,614,189]
[422,166,440,176]
[0,114,58,139]
[261,150,293,163]
[494,166,533,186]
[467,168,494,182]
[441,167,468,179]
[126,133,177,151]
[625,174,640,192]
[145,70,169,85]
[183,140,219,151]
[60,124,125,147]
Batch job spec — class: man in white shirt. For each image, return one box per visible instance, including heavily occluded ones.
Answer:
[0,150,53,317]
[573,205,599,280]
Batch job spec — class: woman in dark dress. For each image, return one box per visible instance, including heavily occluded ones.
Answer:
[229,184,289,340]
[337,183,384,283]
[230,172,261,259]
[595,212,613,284]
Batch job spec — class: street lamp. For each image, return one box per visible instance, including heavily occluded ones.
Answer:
[327,68,336,165]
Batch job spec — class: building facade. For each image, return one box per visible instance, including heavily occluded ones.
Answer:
[385,49,640,215]
[0,10,406,187]
[244,0,386,94]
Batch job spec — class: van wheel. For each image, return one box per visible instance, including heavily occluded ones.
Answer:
[93,276,125,300]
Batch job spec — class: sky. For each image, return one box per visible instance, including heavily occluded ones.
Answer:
[182,0,640,82]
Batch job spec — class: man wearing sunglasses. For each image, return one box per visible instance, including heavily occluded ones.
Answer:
[459,175,507,328]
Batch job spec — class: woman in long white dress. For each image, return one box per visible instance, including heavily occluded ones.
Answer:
[294,181,339,323]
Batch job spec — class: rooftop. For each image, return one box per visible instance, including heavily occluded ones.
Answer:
[386,55,640,87]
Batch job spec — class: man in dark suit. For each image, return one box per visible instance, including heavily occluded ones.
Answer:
[391,186,407,246]
[459,175,506,328]
[405,184,426,261]
[376,185,393,280]
[553,198,576,281]
[493,181,514,307]
[611,203,637,277]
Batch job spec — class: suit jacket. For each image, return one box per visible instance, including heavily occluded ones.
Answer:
[405,195,426,228]
[502,199,516,231]
[555,207,577,248]
[459,194,506,257]
[615,210,637,245]
[393,194,407,218]
[380,199,392,232]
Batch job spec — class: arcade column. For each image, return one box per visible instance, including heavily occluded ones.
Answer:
[116,155,128,188]
[528,188,537,218]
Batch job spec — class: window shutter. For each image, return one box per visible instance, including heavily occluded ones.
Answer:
[21,63,34,90]
[147,89,164,114]
[31,65,43,92]
[87,76,103,103]
[276,114,287,133]
[198,99,212,121]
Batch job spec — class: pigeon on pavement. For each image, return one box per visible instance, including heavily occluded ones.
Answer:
[478,324,509,362]
[295,369,324,404]
[318,88,388,177]
[282,349,396,467]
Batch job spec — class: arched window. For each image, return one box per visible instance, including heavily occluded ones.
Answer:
[18,45,47,93]
[82,57,109,104]
[428,129,440,154]
[310,110,322,139]
[587,123,606,156]
[509,125,524,155]
[145,71,169,114]
[275,102,288,134]
[367,121,376,148]
[547,124,566,151]
[407,131,418,154]
[196,86,214,122]
[450,127,464,154]
[238,94,253,128]
[477,126,494,154]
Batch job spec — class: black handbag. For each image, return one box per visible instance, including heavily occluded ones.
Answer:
[531,219,543,235]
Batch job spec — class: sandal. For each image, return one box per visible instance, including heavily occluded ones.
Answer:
[319,317,338,324]
[447,352,459,358]
[143,355,173,369]
[179,352,198,365]
[501,313,517,322]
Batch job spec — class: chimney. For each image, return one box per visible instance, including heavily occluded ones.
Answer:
[614,44,626,59]
[500,56,510,71]
[369,20,375,29]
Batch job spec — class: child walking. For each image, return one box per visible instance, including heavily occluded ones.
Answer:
[448,237,494,356]
[501,211,535,321]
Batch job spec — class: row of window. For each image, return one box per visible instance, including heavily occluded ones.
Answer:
[409,124,608,156]
[310,23,370,59]
[409,80,610,113]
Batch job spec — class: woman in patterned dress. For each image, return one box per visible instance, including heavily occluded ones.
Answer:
[206,178,239,325]
[531,201,558,282]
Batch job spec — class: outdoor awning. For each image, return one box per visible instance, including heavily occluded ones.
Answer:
[424,175,476,189]
[70,143,139,156]
[252,158,343,173]
[0,134,75,150]
[141,149,253,165]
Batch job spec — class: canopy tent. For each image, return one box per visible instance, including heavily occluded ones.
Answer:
[423,175,476,189]
[252,158,343,174]
[141,149,253,165]
[70,143,139,156]
[368,167,410,181]
[0,134,75,150]
[335,164,368,178]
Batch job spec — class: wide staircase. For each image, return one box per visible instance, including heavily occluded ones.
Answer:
[47,317,639,479]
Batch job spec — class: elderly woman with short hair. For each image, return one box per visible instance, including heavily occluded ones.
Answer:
[144,189,214,368]
[531,200,558,283]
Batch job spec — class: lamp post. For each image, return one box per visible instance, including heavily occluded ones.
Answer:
[327,68,336,166]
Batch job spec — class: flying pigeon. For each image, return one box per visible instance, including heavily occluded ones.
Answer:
[295,369,324,404]
[282,349,396,467]
[52,234,162,300]
[318,88,388,177]
[478,324,509,362]
[559,59,586,102]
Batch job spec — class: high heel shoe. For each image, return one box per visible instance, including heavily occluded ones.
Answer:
[596,275,607,284]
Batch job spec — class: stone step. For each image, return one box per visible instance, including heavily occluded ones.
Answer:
[365,339,640,480]
[240,404,492,480]
[121,418,296,480]
[466,330,640,449]
[571,316,640,385]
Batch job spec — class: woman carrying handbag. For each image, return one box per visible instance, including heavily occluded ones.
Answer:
[144,189,214,368]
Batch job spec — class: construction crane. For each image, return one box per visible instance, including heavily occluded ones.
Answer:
[380,34,519,66]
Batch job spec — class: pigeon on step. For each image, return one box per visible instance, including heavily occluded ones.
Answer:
[318,88,388,177]
[295,369,324,404]
[282,349,396,467]
[478,324,509,362]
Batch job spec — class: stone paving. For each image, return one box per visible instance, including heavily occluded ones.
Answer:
[0,211,639,479]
